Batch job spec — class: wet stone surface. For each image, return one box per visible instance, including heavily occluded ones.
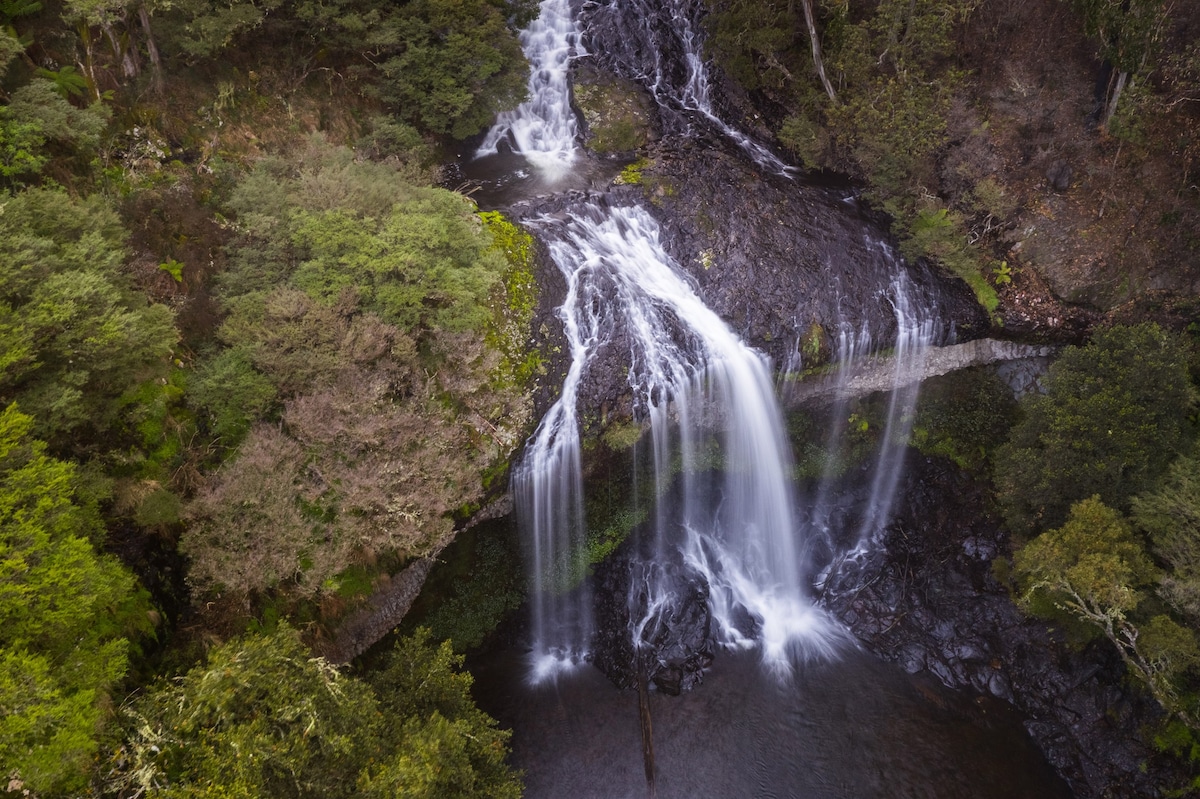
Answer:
[821,454,1181,799]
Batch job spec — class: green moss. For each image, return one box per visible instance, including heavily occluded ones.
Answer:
[588,505,648,563]
[401,519,524,653]
[909,367,1018,471]
[800,321,828,366]
[787,402,881,480]
[330,565,375,600]
[900,202,999,317]
[641,172,678,206]
[616,158,649,185]
[481,210,543,386]
[601,419,646,450]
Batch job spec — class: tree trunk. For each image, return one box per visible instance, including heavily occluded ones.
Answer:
[102,20,139,79]
[138,4,163,93]
[800,0,837,103]
[77,22,101,101]
[1101,69,1129,131]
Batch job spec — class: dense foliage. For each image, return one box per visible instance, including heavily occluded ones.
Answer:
[0,187,176,448]
[994,323,1194,533]
[0,0,538,785]
[1014,496,1200,715]
[0,406,150,796]
[181,137,533,601]
[999,323,1200,780]
[108,624,521,798]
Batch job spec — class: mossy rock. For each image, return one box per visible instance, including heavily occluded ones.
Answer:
[572,66,655,154]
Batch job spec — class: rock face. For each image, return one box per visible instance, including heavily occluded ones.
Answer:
[821,454,1184,799]
[513,140,990,428]
[590,493,718,695]
[572,63,657,154]
[637,138,989,363]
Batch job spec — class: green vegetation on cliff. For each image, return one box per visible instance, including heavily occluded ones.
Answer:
[184,137,535,605]
[703,0,1200,316]
[996,323,1200,785]
[0,406,151,796]
[995,323,1194,534]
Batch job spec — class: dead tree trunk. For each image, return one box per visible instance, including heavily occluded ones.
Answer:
[138,5,164,93]
[1101,68,1129,130]
[800,0,838,103]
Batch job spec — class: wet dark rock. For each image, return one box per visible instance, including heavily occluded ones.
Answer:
[637,137,989,366]
[821,454,1184,799]
[589,532,716,695]
[513,143,990,429]
[572,63,657,154]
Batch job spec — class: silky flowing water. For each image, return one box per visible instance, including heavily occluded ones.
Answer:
[466,0,1076,795]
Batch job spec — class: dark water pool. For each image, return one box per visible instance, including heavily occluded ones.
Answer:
[473,647,1074,799]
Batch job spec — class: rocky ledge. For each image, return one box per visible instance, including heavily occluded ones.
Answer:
[822,453,1185,798]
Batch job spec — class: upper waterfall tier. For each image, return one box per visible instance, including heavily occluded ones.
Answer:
[476,0,582,176]
[580,0,792,174]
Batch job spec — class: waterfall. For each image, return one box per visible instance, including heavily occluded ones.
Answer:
[510,239,592,677]
[476,0,583,177]
[853,271,937,545]
[585,0,794,175]
[530,204,843,675]
[498,0,943,683]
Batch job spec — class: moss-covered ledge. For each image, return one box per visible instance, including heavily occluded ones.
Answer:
[572,64,657,154]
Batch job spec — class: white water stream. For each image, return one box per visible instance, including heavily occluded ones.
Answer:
[476,0,582,178]
[602,0,795,175]
[534,205,845,674]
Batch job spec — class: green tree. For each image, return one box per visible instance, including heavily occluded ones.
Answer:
[994,323,1195,534]
[0,79,108,186]
[0,188,177,448]
[109,624,521,798]
[288,191,506,333]
[187,347,277,446]
[363,628,522,799]
[369,0,528,139]
[158,0,527,139]
[0,404,149,796]
[1015,496,1200,716]
[182,140,534,601]
[1133,454,1200,624]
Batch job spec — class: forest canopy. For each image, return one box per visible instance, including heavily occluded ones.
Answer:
[183,137,534,600]
[0,0,538,787]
